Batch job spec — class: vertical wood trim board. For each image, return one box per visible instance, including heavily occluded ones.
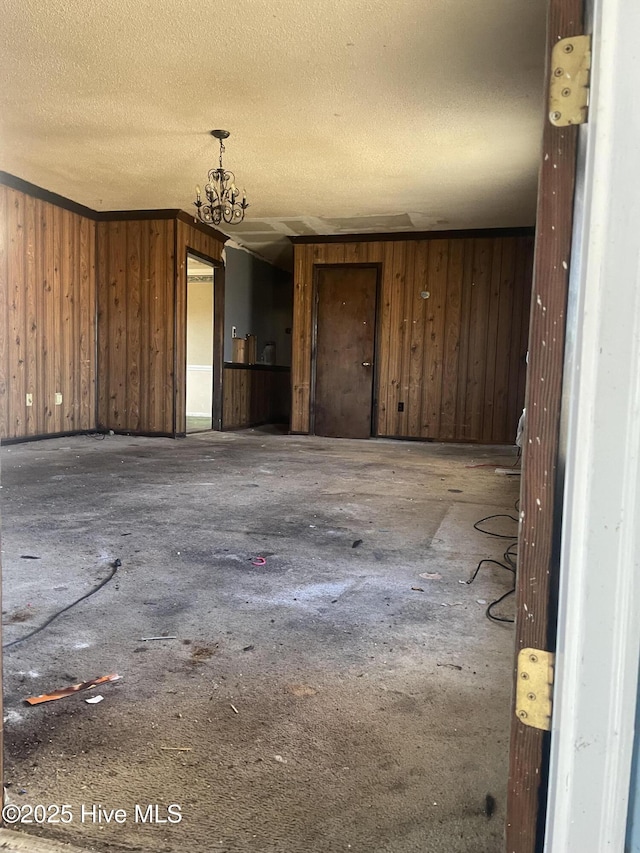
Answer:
[505,0,584,849]
[0,185,96,440]
[291,235,533,443]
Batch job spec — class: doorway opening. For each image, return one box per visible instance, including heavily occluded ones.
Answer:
[186,254,216,433]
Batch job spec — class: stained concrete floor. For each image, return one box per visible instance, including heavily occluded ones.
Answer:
[1,429,520,853]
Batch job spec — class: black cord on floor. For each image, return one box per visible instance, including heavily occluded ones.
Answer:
[3,558,121,650]
[473,513,519,538]
[469,514,518,624]
[487,588,516,624]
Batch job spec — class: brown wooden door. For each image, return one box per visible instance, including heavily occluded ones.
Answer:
[313,266,378,439]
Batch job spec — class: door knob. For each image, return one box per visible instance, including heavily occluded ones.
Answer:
[362,361,372,367]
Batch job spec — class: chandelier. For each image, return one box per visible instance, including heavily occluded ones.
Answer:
[194,130,249,225]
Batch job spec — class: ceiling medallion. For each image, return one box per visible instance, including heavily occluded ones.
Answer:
[194,130,249,226]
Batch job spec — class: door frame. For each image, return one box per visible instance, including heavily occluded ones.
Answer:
[179,248,225,434]
[310,263,382,437]
[544,0,640,848]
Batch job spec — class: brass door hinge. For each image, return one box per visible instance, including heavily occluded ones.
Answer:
[549,34,591,127]
[516,648,555,731]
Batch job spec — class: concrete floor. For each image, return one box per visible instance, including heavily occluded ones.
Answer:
[1,429,519,853]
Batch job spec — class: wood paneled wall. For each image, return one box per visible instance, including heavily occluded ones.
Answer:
[0,185,96,439]
[175,217,225,435]
[291,232,534,444]
[96,219,176,434]
[96,215,225,435]
[0,175,227,441]
[223,366,291,430]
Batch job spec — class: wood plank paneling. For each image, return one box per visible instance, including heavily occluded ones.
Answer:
[466,239,492,441]
[222,366,290,430]
[291,231,534,443]
[78,214,95,430]
[421,238,448,438]
[440,239,464,440]
[24,193,37,436]
[493,238,517,442]
[291,244,313,432]
[0,184,96,440]
[9,189,26,437]
[97,219,174,434]
[96,216,224,436]
[407,241,429,436]
[481,238,503,442]
[0,188,10,437]
[397,240,416,437]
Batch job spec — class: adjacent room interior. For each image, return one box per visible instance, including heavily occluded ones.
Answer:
[0,1,551,851]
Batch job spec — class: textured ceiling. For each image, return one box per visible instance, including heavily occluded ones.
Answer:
[0,0,547,268]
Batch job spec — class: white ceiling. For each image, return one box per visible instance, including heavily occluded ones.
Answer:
[0,0,547,268]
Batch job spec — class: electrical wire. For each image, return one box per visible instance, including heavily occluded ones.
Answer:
[473,513,519,538]
[487,588,516,623]
[468,512,518,624]
[3,559,121,650]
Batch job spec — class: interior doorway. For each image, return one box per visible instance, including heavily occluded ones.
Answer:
[186,254,216,433]
[312,264,379,439]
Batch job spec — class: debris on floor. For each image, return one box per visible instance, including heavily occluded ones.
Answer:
[7,609,33,624]
[352,539,363,548]
[286,684,318,698]
[24,673,121,705]
[411,587,425,592]
[19,555,41,560]
[190,645,216,664]
[141,635,177,641]
[437,663,463,671]
[242,644,255,652]
[230,704,239,714]
[485,793,496,818]
[251,556,266,566]
[419,572,442,580]
[85,695,104,705]
[160,746,192,752]
[274,754,287,764]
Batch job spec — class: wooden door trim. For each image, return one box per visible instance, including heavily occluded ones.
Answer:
[310,263,382,437]
[179,248,225,435]
[212,265,225,430]
[506,0,584,849]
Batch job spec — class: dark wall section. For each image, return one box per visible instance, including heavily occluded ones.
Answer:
[224,244,292,366]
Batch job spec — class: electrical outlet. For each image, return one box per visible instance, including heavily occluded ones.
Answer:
[26,393,33,407]
[55,392,63,405]
[398,402,405,412]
